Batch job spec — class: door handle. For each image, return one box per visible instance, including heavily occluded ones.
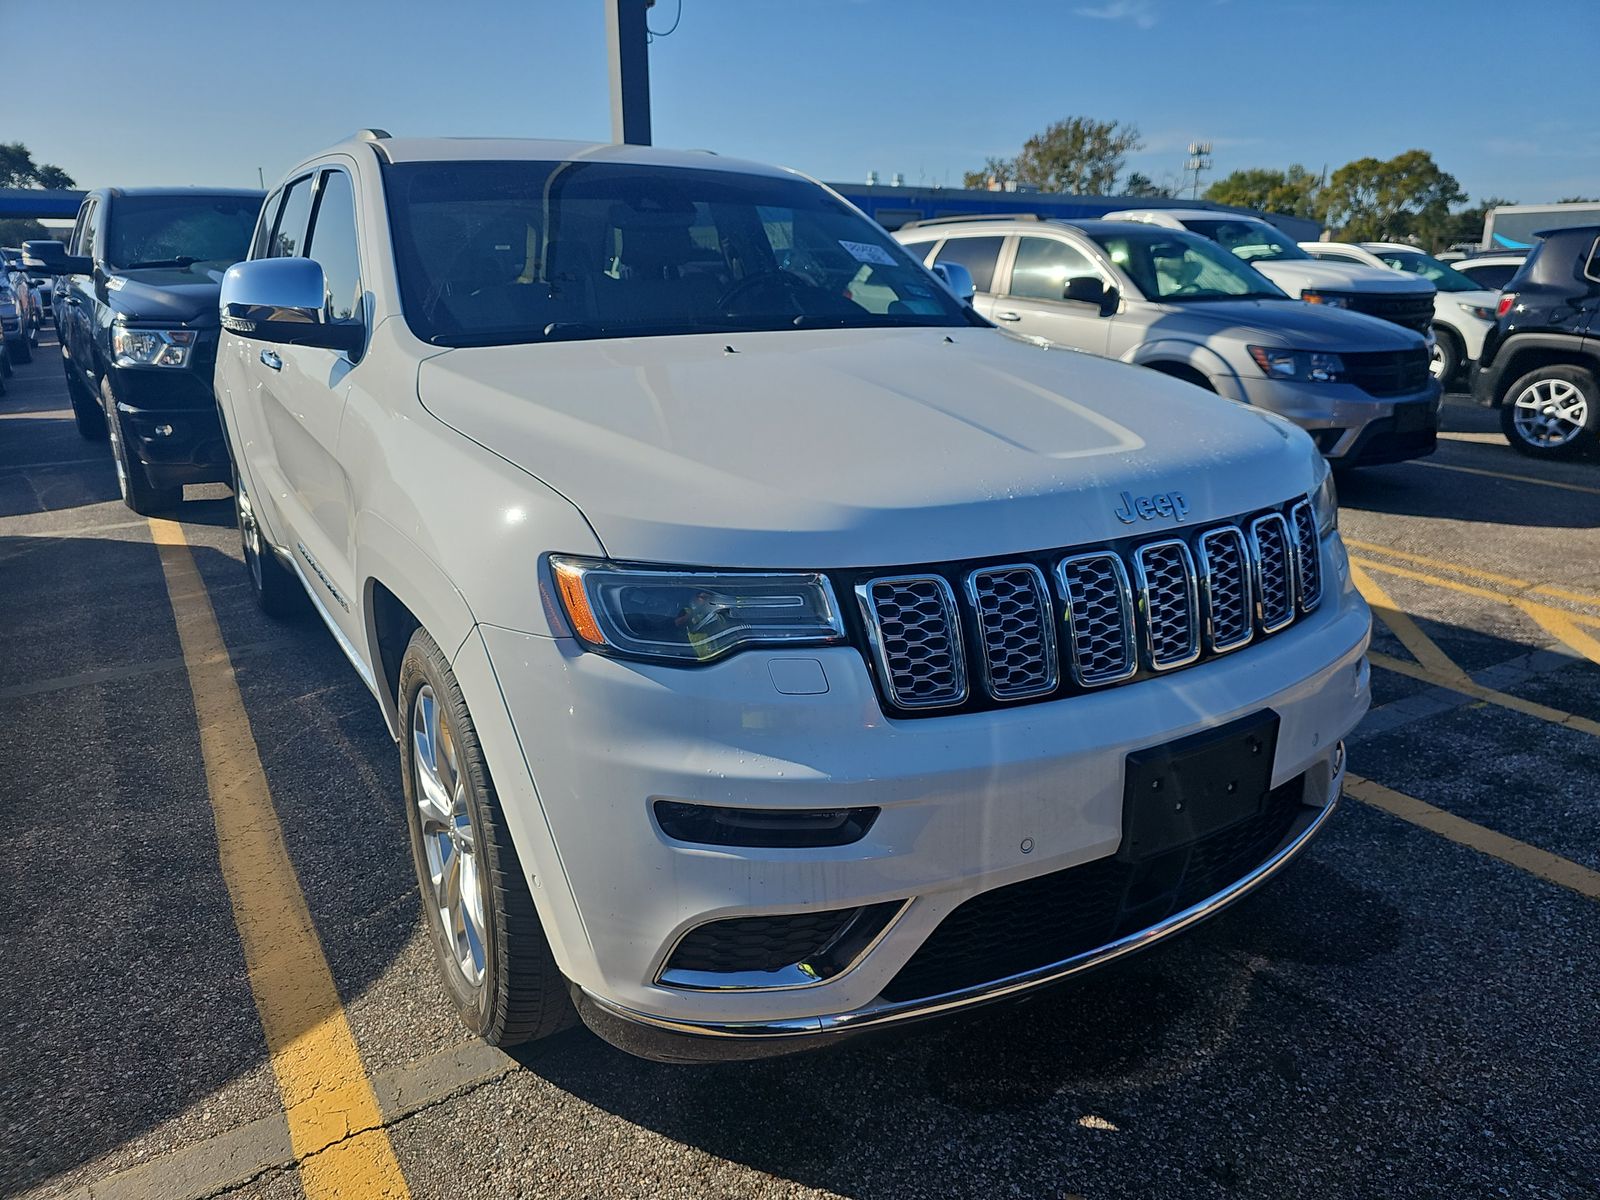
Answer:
[260,349,282,371]
[995,310,1022,322]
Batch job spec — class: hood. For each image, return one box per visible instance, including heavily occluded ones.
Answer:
[104,265,229,327]
[417,327,1321,568]
[1251,257,1435,297]
[1141,297,1427,352]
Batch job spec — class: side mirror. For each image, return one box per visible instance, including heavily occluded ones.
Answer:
[931,261,977,305]
[20,239,90,276]
[220,258,363,353]
[1063,276,1106,306]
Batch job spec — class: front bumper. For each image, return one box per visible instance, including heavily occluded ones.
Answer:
[471,535,1372,1056]
[107,356,231,486]
[1224,373,1442,465]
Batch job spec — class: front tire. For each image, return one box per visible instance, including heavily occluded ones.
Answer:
[235,470,307,618]
[1500,364,1599,460]
[8,335,29,364]
[0,343,12,378]
[102,376,181,514]
[67,366,106,439]
[399,628,574,1047]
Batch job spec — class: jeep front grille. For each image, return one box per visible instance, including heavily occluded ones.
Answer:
[853,498,1318,714]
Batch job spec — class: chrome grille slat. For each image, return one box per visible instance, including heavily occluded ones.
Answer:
[965,565,1058,700]
[856,576,967,709]
[1056,552,1137,686]
[1249,513,1296,633]
[1133,540,1201,670]
[1289,500,1322,612]
[1197,526,1253,653]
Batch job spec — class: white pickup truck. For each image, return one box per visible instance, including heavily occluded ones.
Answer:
[213,132,1371,1061]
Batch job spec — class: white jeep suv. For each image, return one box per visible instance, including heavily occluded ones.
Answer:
[215,132,1370,1061]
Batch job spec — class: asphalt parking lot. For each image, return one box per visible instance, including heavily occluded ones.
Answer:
[3,338,1598,1200]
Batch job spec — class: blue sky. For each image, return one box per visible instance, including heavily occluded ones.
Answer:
[11,0,1598,207]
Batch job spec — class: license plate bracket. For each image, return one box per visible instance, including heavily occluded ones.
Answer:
[1119,710,1281,863]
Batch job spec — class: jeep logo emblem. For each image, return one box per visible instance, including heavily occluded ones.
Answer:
[1113,490,1189,524]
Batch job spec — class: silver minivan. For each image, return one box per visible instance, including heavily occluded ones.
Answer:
[898,216,1442,468]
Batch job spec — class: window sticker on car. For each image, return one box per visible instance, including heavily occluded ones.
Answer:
[839,239,897,266]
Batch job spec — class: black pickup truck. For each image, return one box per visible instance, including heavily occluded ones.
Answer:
[25,187,264,512]
[1472,224,1600,460]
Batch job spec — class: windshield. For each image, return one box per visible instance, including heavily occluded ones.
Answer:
[105,194,262,271]
[1085,227,1286,302]
[1372,248,1480,292]
[1183,218,1311,263]
[381,160,973,346]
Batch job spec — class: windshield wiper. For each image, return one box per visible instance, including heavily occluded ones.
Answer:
[118,256,199,270]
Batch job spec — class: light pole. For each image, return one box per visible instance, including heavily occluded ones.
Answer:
[606,0,653,145]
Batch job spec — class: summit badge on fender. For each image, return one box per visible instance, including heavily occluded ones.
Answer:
[1113,490,1190,524]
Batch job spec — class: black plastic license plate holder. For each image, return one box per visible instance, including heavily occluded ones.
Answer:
[1118,709,1281,863]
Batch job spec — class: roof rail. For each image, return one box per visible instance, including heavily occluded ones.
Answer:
[355,128,392,141]
[898,213,1043,231]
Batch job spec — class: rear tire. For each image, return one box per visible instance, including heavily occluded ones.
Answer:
[8,335,29,364]
[1429,328,1462,387]
[1499,364,1599,460]
[102,376,181,514]
[67,366,106,439]
[235,470,307,618]
[0,344,12,378]
[399,628,574,1047]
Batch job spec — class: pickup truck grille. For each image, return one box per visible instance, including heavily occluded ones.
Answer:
[1343,347,1432,397]
[1348,292,1435,335]
[852,498,1320,715]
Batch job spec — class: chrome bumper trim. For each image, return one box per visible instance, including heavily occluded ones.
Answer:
[579,752,1344,1056]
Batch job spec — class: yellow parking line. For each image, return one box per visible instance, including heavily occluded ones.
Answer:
[1345,774,1600,901]
[1410,458,1600,498]
[148,518,410,1199]
[1521,603,1600,668]
[1367,651,1600,738]
[1348,560,1470,682]
[1342,538,1533,591]
[1351,554,1533,607]
[1530,583,1600,610]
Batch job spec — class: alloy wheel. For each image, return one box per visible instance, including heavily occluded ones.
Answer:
[1512,378,1589,448]
[236,481,265,592]
[412,684,487,991]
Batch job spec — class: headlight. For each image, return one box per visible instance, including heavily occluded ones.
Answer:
[550,557,845,663]
[1247,345,1345,383]
[1458,301,1496,321]
[113,326,197,368]
[1301,290,1352,308]
[1311,460,1338,536]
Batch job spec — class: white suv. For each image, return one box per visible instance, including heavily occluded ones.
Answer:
[215,132,1370,1061]
[1299,241,1500,383]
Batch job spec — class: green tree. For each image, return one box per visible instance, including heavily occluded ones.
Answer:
[1440,196,1516,247]
[962,156,1017,190]
[1204,164,1322,219]
[1122,171,1174,198]
[1012,117,1143,195]
[0,142,76,190]
[1317,149,1465,244]
[1557,195,1599,204]
[0,218,49,244]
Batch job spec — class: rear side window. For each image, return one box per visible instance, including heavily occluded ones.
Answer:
[1008,237,1098,301]
[933,235,1004,293]
[269,176,315,258]
[1461,262,1518,290]
[305,171,362,323]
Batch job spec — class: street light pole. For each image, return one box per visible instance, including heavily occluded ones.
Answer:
[606,0,653,145]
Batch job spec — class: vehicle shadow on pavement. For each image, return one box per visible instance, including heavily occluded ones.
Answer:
[1336,455,1600,529]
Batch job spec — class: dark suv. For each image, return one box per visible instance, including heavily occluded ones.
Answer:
[26,187,265,512]
[1473,225,1600,460]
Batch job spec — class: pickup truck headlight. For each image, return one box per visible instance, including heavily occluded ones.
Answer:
[550,557,845,663]
[1311,462,1338,536]
[1457,301,1496,321]
[113,326,197,368]
[1247,345,1345,383]
[1301,290,1353,308]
